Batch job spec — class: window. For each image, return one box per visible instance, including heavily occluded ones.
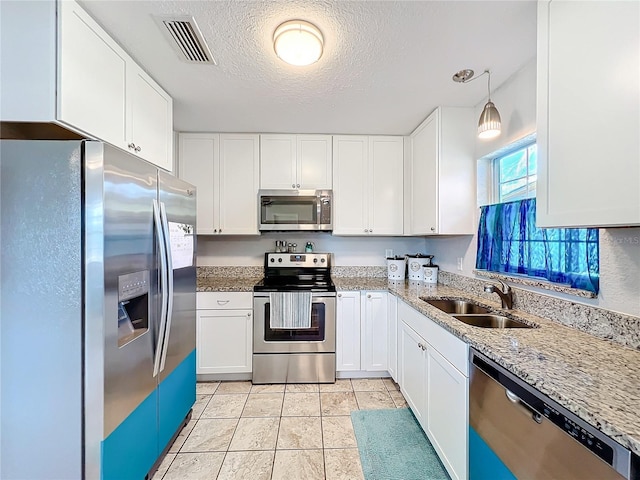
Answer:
[477,142,599,294]
[495,143,537,203]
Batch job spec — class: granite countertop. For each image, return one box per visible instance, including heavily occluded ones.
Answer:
[197,277,260,292]
[387,282,640,456]
[197,274,640,455]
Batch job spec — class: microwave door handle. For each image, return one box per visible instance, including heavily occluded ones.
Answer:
[158,201,174,373]
[152,199,168,378]
[316,196,322,226]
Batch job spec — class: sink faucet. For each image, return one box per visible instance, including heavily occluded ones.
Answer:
[484,280,513,309]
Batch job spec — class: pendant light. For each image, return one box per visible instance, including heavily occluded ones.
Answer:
[477,70,501,139]
[273,20,324,66]
[452,68,502,139]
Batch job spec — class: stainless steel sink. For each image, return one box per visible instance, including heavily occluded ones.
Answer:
[452,314,534,329]
[424,299,492,315]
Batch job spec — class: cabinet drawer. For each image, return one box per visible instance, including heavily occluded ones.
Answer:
[398,300,468,376]
[197,292,253,310]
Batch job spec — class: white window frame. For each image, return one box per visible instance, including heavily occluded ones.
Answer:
[492,141,537,204]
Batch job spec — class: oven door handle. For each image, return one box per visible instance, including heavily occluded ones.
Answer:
[253,292,336,299]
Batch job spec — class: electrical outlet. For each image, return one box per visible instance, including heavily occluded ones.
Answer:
[385,249,393,259]
[457,257,464,271]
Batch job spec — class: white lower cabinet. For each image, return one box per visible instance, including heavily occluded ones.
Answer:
[387,293,398,382]
[397,299,469,480]
[399,321,428,425]
[196,292,252,376]
[336,291,361,371]
[336,290,389,374]
[427,347,468,480]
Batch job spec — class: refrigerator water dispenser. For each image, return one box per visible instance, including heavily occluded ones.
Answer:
[117,271,150,347]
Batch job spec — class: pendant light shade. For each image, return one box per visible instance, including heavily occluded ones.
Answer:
[452,68,502,139]
[273,20,323,66]
[477,70,501,139]
[478,100,501,139]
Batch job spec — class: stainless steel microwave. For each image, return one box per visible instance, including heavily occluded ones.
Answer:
[259,190,332,231]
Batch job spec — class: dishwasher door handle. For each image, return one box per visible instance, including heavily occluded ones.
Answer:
[505,389,543,424]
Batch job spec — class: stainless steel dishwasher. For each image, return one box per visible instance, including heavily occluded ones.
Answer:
[469,349,638,480]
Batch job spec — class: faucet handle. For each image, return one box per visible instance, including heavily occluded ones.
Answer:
[497,279,511,292]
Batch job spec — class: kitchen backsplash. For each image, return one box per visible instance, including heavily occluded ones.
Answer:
[198,266,263,278]
[439,271,640,351]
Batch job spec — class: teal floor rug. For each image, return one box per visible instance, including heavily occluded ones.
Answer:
[351,408,450,480]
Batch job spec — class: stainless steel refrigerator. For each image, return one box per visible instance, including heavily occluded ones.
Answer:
[0,140,197,479]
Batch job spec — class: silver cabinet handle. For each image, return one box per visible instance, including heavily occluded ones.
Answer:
[128,142,136,150]
[219,228,222,233]
[214,229,218,233]
[296,184,300,188]
[367,294,372,298]
[364,229,368,233]
[135,146,141,153]
[217,300,230,305]
[338,293,342,297]
[247,312,251,317]
[430,227,436,232]
[292,184,296,188]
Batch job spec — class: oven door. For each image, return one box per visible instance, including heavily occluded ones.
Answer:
[253,293,336,353]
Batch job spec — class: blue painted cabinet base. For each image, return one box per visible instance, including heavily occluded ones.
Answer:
[101,350,196,480]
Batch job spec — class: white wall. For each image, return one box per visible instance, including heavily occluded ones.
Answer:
[426,57,640,318]
[197,232,428,267]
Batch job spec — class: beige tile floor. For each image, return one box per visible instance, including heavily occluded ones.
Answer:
[153,378,407,480]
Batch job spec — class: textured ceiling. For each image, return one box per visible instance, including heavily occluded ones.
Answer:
[79,0,537,135]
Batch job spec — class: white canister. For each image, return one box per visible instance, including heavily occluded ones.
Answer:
[423,264,438,284]
[406,254,428,281]
[386,257,406,280]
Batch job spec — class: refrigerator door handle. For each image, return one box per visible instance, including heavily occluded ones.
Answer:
[153,199,169,377]
[158,201,174,373]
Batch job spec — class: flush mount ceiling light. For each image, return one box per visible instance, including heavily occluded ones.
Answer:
[453,68,502,139]
[273,20,324,66]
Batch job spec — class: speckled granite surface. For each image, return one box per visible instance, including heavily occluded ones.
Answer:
[439,271,640,350]
[387,281,640,456]
[196,267,640,454]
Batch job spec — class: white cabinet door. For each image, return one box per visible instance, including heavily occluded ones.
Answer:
[399,321,427,428]
[410,110,438,235]
[336,291,361,371]
[127,66,173,171]
[387,293,398,382]
[196,309,253,374]
[537,0,640,227]
[218,134,260,234]
[333,135,403,236]
[260,134,296,189]
[179,134,217,235]
[179,133,259,235]
[361,291,388,371]
[407,107,475,235]
[58,0,127,149]
[332,136,369,235]
[369,137,404,235]
[427,347,468,480]
[297,135,332,189]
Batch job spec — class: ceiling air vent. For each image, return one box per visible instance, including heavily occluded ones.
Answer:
[154,15,216,65]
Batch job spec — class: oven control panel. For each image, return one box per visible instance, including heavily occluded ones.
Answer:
[265,253,331,268]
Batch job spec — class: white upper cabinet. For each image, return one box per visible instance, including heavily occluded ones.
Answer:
[536,0,640,227]
[179,133,259,235]
[127,67,173,171]
[0,0,173,171]
[260,134,332,189]
[407,107,475,235]
[333,136,403,235]
[58,0,127,150]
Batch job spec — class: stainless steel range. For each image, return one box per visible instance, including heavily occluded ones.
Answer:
[253,253,336,384]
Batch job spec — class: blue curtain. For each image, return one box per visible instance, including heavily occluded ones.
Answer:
[476,198,599,293]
